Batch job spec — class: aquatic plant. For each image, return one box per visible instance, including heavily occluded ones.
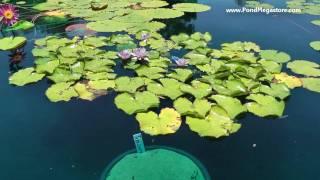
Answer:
[132,47,149,61]
[7,30,320,138]
[32,0,211,33]
[0,36,26,51]
[0,4,19,26]
[172,56,188,67]
[118,49,132,60]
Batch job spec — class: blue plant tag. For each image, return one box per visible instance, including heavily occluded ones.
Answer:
[133,133,145,153]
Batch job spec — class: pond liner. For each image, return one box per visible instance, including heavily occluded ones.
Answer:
[100,145,211,180]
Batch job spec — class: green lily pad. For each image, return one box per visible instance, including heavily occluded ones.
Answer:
[209,95,247,119]
[174,98,211,118]
[0,36,27,51]
[48,68,82,83]
[254,83,290,100]
[135,66,166,79]
[245,94,285,117]
[9,68,45,86]
[311,20,320,26]
[260,50,291,63]
[45,82,78,102]
[35,60,60,74]
[173,3,211,12]
[287,60,320,77]
[88,80,115,90]
[180,80,212,99]
[167,69,193,82]
[310,41,320,51]
[147,78,184,100]
[186,106,241,138]
[301,78,320,93]
[6,20,34,31]
[115,76,145,93]
[74,82,96,101]
[136,108,181,136]
[115,91,160,115]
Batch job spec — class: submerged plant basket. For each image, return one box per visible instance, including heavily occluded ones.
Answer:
[101,146,211,180]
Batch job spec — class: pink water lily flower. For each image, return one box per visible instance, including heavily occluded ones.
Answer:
[172,56,188,67]
[132,47,149,61]
[0,4,19,26]
[118,49,132,60]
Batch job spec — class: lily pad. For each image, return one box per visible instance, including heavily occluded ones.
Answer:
[45,82,78,102]
[260,50,291,63]
[114,91,160,115]
[311,20,320,26]
[136,108,181,136]
[310,41,320,51]
[174,98,211,118]
[186,106,241,138]
[209,95,247,119]
[173,3,211,13]
[115,76,145,93]
[273,73,302,89]
[0,36,27,51]
[9,68,45,86]
[167,69,193,82]
[245,94,285,117]
[7,20,34,31]
[135,66,166,79]
[147,78,184,100]
[287,60,320,77]
[254,83,290,100]
[180,80,212,99]
[301,78,320,93]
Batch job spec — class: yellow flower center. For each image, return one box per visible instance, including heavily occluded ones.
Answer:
[4,10,14,19]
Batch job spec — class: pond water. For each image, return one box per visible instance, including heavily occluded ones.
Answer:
[0,0,320,179]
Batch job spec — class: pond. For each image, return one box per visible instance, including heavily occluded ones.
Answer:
[0,0,320,179]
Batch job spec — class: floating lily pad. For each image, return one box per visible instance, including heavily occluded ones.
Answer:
[147,78,184,100]
[209,95,247,119]
[0,36,27,51]
[115,76,145,93]
[135,66,166,79]
[167,69,193,82]
[173,3,211,12]
[287,60,320,77]
[301,78,320,93]
[9,68,45,86]
[310,41,320,51]
[254,83,290,100]
[311,20,320,26]
[273,73,302,89]
[136,108,181,136]
[45,82,78,102]
[174,98,211,118]
[7,20,34,31]
[245,94,285,117]
[260,50,291,63]
[186,106,241,138]
[180,80,212,99]
[114,91,160,115]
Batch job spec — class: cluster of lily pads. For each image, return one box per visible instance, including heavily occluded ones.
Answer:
[287,0,320,15]
[32,0,211,33]
[245,1,274,9]
[8,28,320,138]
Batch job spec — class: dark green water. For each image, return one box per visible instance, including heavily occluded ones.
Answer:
[1,0,320,179]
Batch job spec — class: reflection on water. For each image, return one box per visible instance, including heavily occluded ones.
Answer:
[9,47,26,72]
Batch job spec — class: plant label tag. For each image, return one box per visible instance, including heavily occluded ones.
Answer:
[133,133,145,153]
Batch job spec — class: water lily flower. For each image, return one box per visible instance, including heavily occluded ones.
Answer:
[0,4,19,26]
[132,47,149,61]
[118,49,132,60]
[172,56,188,67]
